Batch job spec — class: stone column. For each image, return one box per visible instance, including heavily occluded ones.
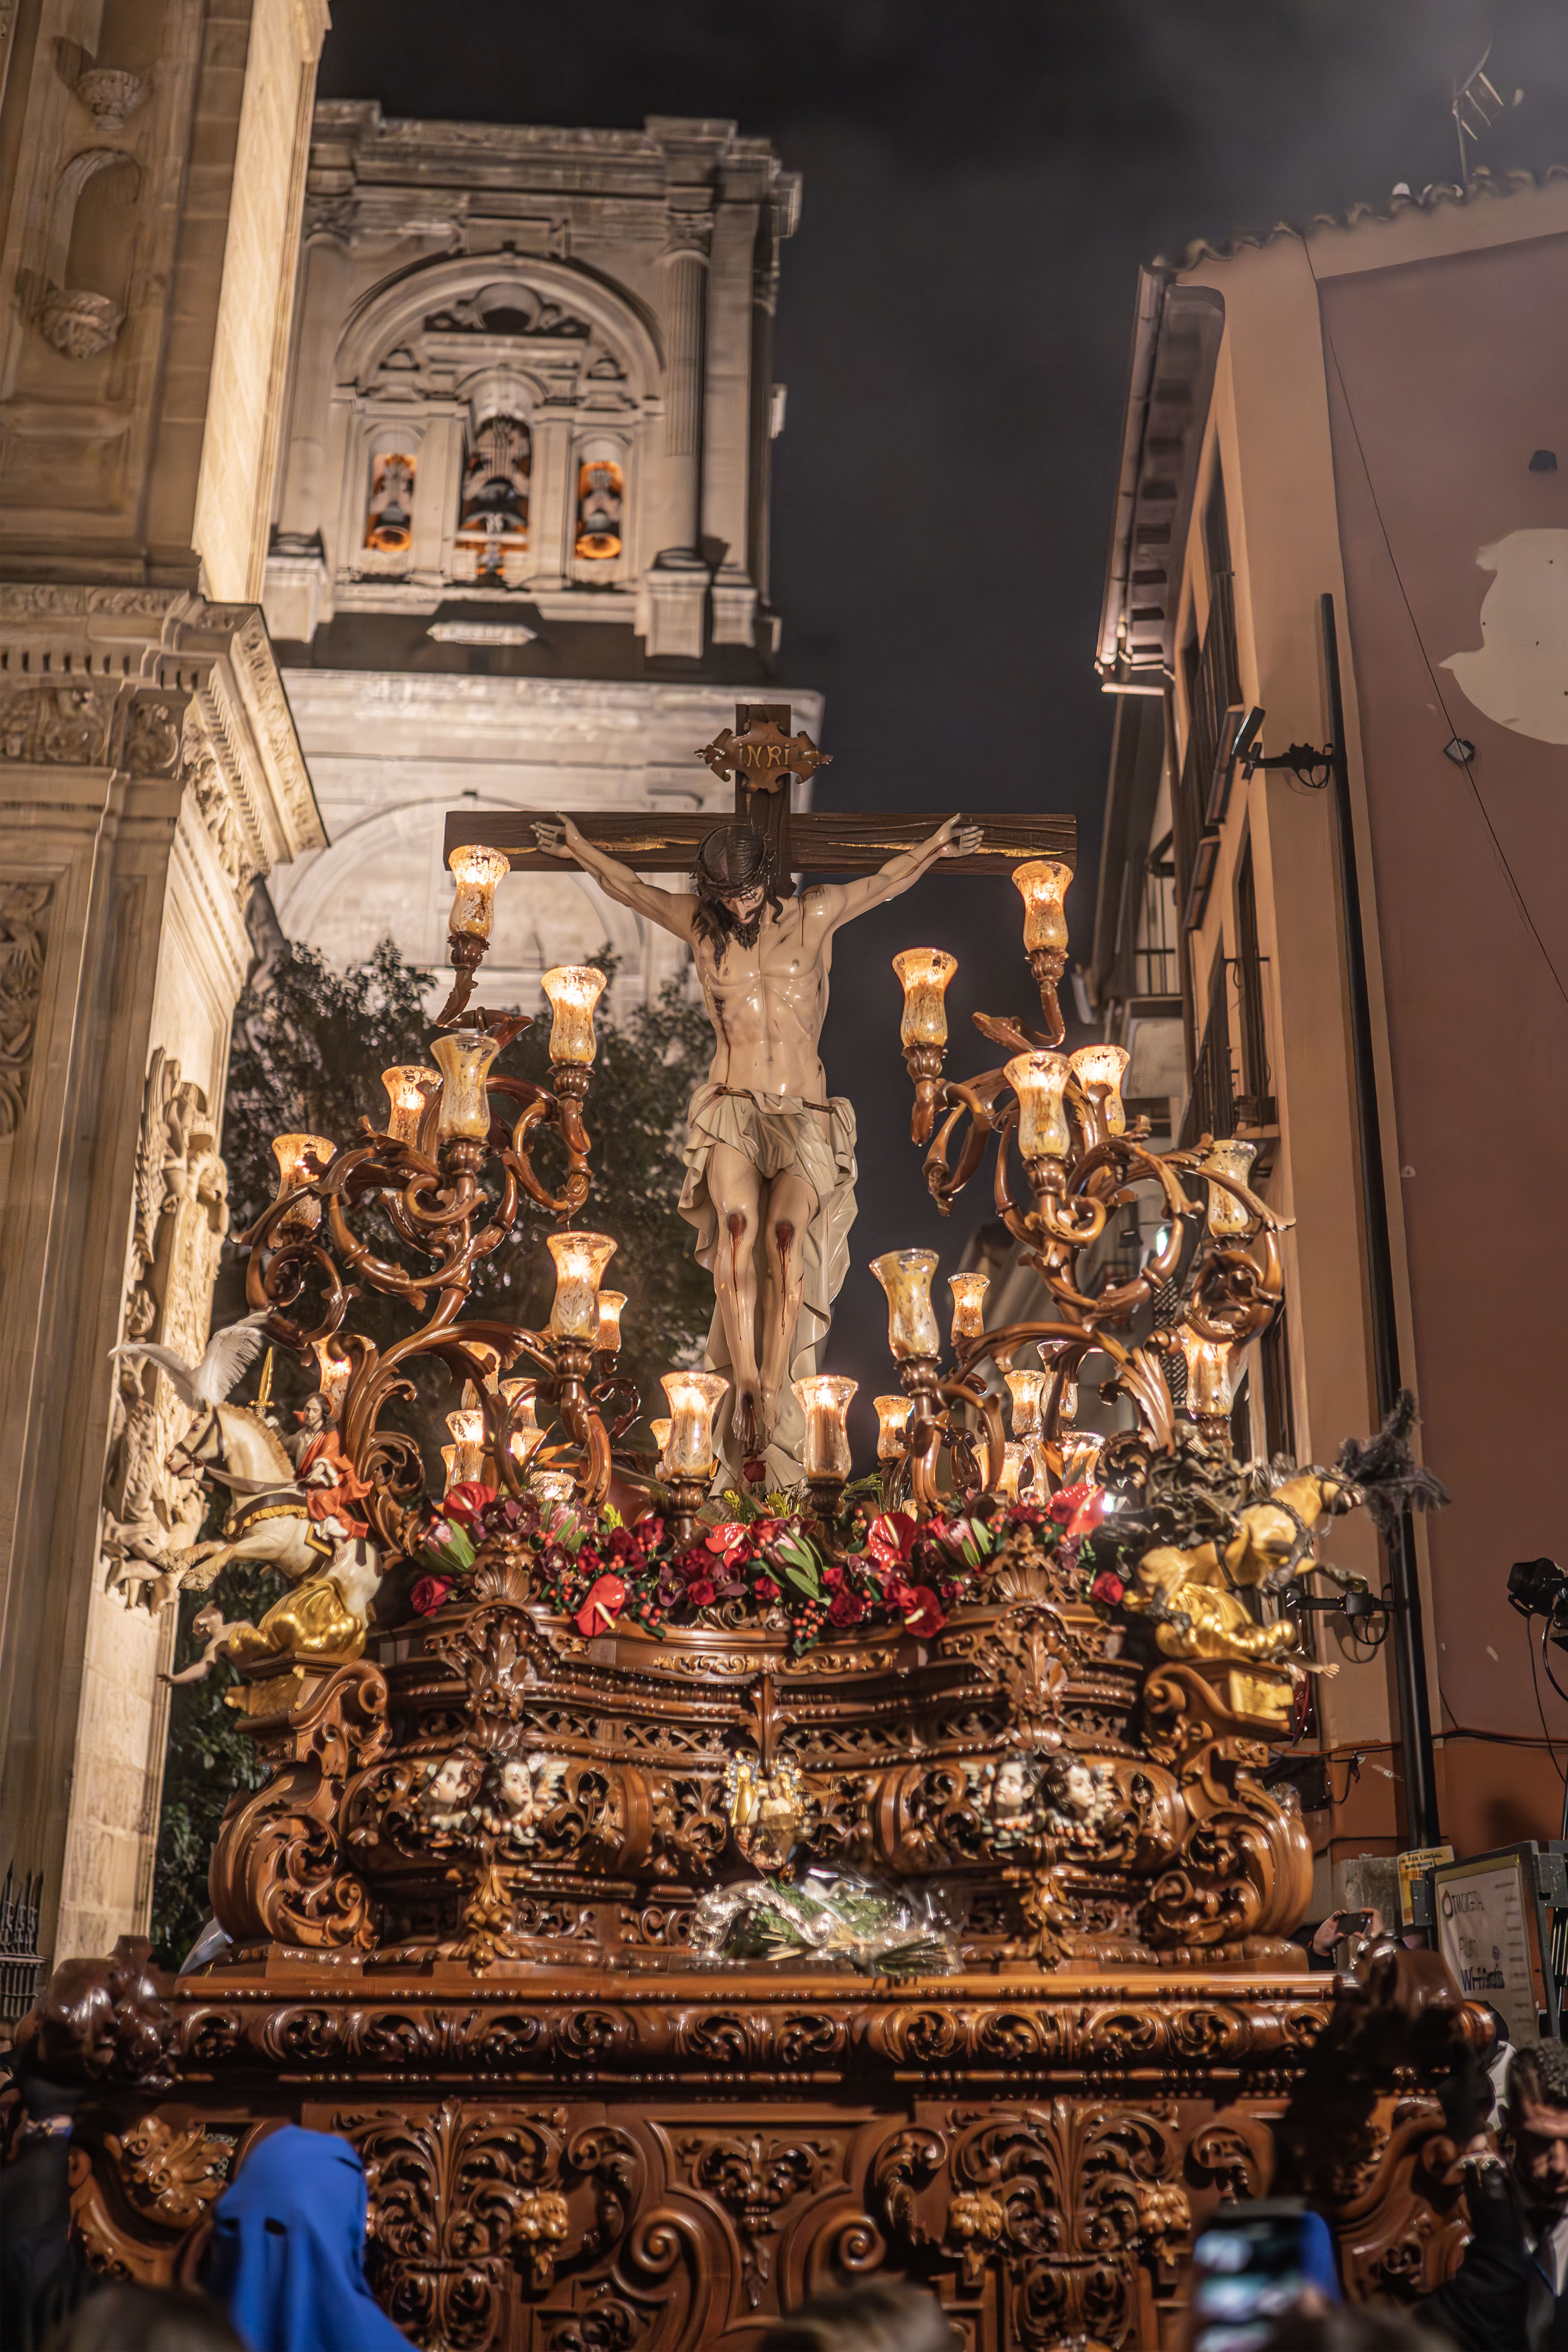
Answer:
[643,210,713,659]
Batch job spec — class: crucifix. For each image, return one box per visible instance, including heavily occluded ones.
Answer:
[443,705,1075,1487]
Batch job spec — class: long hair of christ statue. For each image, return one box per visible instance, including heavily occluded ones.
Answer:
[691,826,787,961]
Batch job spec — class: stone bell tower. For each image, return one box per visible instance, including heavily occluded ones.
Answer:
[0,0,329,1961]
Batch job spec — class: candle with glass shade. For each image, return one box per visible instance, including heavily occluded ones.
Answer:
[649,1418,672,1475]
[430,1032,501,1166]
[595,1290,627,1359]
[445,1406,486,1489]
[1011,857,1071,1040]
[948,1271,989,1345]
[439,843,510,1024]
[1068,1042,1130,1147]
[793,1374,857,1520]
[381,1066,440,1148]
[270,1133,334,1238]
[893,947,957,1142]
[659,1370,729,1538]
[1200,1138,1260,1236]
[1176,1325,1241,1442]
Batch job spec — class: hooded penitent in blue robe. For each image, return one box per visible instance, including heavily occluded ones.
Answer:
[208,2126,408,2352]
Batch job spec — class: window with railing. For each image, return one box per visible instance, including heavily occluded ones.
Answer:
[1233,834,1275,1124]
[1179,949,1235,1146]
[1135,862,1179,1000]
[1173,567,1242,931]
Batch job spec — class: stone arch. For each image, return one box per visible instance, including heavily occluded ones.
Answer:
[335,254,663,405]
[38,148,142,358]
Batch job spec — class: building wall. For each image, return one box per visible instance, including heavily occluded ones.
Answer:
[1093,175,1568,1878]
[0,0,327,1963]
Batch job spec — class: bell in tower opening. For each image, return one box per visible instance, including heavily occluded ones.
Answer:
[575,454,624,562]
[364,447,416,554]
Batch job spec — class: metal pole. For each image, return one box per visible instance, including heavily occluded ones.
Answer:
[1319,590,1441,1847]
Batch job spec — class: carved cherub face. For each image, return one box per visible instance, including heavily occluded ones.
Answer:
[497,1759,536,1813]
[993,1759,1033,1814]
[1059,1760,1096,1817]
[423,1756,476,1814]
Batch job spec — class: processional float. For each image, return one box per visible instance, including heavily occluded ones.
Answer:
[19,712,1469,2352]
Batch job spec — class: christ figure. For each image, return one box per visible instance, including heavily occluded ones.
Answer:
[533,811,981,1484]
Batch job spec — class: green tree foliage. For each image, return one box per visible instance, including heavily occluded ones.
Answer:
[150,932,712,1964]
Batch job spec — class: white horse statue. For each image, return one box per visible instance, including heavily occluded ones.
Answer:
[110,1310,374,1611]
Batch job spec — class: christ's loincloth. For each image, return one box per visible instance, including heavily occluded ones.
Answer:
[678,1082,858,1489]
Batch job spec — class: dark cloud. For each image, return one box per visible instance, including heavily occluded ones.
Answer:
[318,0,1568,1444]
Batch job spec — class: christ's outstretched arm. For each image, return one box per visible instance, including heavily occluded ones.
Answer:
[808,814,984,932]
[533,816,698,943]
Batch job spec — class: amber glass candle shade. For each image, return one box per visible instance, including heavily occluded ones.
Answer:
[430,1032,501,1140]
[270,1132,334,1235]
[1178,1326,1238,1420]
[1201,1138,1259,1237]
[531,1469,575,1508]
[994,1441,1031,1502]
[1005,1370,1048,1440]
[446,1407,486,1487]
[874,1396,912,1460]
[892,948,957,1049]
[794,1374,857,1482]
[542,964,607,1067]
[595,1291,627,1354]
[1006,1052,1073,1162]
[870,1249,941,1362]
[501,1379,544,1471]
[659,1371,728,1478]
[649,1417,672,1466]
[312,1340,351,1418]
[1012,859,1071,955]
[948,1271,989,1344]
[1068,1043,1130,1139]
[547,1230,618,1340]
[447,843,511,941]
[1059,1428,1106,1485]
[381,1066,440,1146]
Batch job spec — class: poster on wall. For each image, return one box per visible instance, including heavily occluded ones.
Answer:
[1435,1852,1539,2050]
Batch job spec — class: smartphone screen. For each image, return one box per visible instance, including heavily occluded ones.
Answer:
[1191,2204,1339,2352]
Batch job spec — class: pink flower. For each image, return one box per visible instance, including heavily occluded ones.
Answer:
[574,1573,626,1638]
[409,1575,453,1616]
[902,1586,947,1638]
[443,1481,496,1528]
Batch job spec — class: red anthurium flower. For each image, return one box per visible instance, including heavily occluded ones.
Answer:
[409,1575,453,1616]
[902,1586,947,1638]
[1047,1481,1095,1526]
[443,1480,496,1528]
[705,1522,751,1569]
[865,1511,919,1567]
[574,1573,626,1638]
[1067,1487,1112,1540]
[1090,1567,1126,1607]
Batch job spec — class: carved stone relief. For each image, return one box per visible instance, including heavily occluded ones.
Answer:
[100,1051,229,1598]
[0,880,50,1137]
[0,679,116,763]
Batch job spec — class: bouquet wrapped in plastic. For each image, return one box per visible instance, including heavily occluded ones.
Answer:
[689,1866,959,1977]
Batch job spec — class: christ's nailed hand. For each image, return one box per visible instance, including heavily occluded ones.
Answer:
[939,817,985,858]
[533,817,580,859]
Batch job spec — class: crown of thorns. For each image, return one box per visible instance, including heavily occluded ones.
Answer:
[692,824,776,896]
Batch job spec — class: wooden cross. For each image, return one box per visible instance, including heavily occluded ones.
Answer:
[441,704,1075,879]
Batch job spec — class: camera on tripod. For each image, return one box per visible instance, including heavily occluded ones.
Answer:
[1508,1557,1568,1647]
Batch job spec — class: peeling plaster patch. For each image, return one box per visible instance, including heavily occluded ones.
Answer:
[1442,528,1568,745]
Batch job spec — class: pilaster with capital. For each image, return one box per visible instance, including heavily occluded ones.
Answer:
[0,586,322,1964]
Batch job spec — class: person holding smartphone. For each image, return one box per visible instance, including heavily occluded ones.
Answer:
[1418,2037,1568,2352]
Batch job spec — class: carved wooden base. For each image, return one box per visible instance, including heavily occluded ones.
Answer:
[63,1959,1463,2351]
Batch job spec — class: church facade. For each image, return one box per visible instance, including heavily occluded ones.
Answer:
[261,104,821,1021]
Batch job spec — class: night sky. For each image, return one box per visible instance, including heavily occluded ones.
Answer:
[317,1,1568,1444]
